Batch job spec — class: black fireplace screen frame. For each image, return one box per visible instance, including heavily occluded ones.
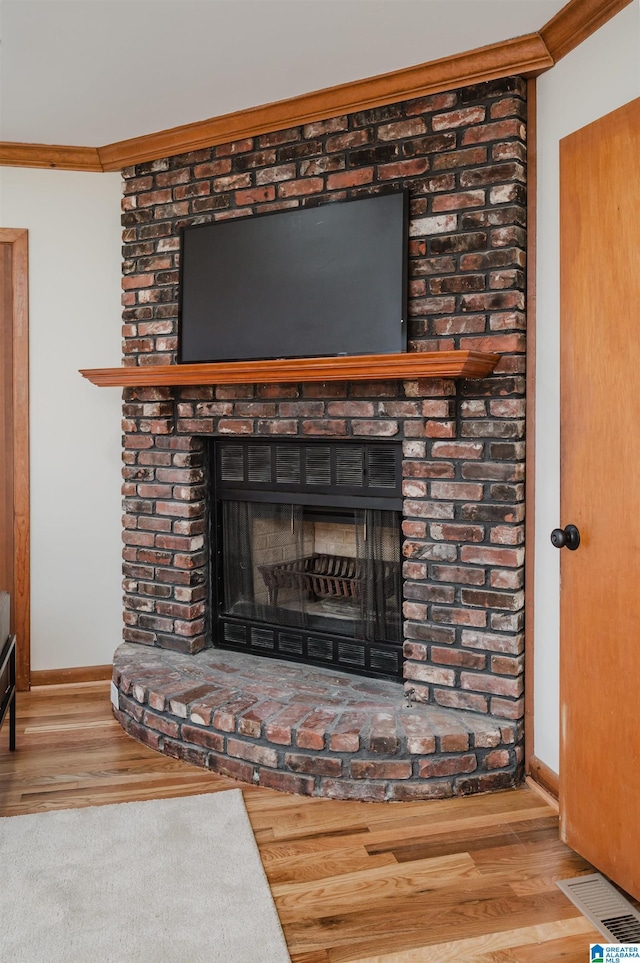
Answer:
[210,440,404,680]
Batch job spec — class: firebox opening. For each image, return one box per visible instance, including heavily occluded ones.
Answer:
[211,440,404,680]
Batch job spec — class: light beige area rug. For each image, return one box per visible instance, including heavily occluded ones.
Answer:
[0,789,291,963]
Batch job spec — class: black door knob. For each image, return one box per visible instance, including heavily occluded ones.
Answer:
[550,524,580,551]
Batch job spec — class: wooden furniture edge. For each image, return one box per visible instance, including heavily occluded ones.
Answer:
[527,755,560,800]
[0,143,102,172]
[31,664,113,686]
[541,0,633,62]
[97,34,551,170]
[79,351,501,388]
[0,229,30,691]
[0,633,17,750]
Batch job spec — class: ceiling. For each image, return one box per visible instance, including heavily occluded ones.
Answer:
[0,0,566,147]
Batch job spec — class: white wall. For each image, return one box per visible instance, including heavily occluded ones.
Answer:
[0,167,123,671]
[534,1,640,773]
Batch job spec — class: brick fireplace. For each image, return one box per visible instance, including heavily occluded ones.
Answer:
[111,76,527,798]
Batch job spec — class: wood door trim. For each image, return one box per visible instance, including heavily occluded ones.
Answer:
[524,78,538,775]
[0,229,30,690]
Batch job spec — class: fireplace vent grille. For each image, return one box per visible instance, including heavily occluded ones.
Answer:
[215,440,402,506]
[336,447,364,487]
[250,627,275,649]
[369,447,398,488]
[220,445,244,482]
[223,623,246,645]
[280,633,303,655]
[338,642,366,666]
[308,638,333,661]
[305,447,332,486]
[276,446,301,484]
[371,648,403,674]
[248,446,272,482]
[218,618,403,678]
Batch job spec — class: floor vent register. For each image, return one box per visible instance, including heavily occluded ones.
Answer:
[557,873,640,943]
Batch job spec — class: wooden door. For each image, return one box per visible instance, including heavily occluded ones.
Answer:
[559,98,640,899]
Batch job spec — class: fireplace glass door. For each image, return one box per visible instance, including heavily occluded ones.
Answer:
[212,439,404,679]
[216,500,402,678]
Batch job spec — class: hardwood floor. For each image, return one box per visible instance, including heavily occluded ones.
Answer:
[0,681,602,962]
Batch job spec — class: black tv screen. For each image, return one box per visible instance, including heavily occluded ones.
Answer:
[178,190,408,363]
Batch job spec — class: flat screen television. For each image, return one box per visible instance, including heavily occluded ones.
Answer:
[178,189,408,363]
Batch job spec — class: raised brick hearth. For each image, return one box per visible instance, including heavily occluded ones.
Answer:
[115,75,527,796]
[113,643,521,800]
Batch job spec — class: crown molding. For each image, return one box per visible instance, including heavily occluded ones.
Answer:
[0,143,102,172]
[0,0,632,174]
[540,0,633,62]
[0,33,552,174]
[97,33,552,171]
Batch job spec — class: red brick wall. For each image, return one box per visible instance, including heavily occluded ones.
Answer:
[120,76,526,724]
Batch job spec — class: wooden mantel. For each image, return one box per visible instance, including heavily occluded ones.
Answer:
[80,350,500,388]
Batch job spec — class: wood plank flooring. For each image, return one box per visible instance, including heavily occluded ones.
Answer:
[0,681,603,962]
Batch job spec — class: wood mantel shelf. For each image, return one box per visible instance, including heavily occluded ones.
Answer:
[80,350,500,388]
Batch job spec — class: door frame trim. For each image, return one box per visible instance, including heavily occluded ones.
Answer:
[524,78,539,780]
[1,229,30,690]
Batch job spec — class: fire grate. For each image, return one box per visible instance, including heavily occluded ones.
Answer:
[556,873,640,943]
[258,554,397,607]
